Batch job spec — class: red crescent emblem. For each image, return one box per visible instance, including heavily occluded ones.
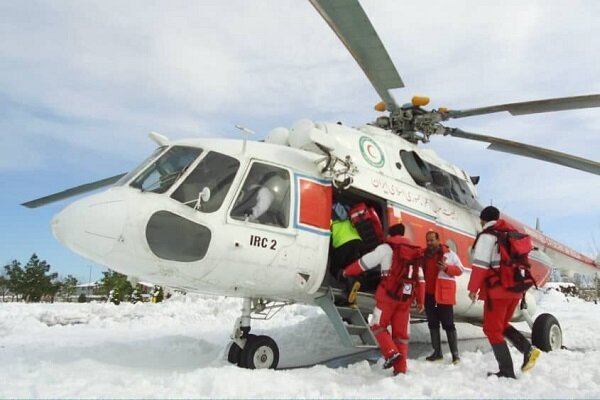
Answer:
[367,144,377,158]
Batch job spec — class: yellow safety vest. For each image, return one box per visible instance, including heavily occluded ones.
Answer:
[331,219,361,249]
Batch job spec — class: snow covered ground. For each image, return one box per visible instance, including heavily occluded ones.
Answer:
[1,289,599,399]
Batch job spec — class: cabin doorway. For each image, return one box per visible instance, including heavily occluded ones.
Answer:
[328,187,388,295]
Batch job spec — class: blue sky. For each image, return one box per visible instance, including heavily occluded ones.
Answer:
[1,0,599,283]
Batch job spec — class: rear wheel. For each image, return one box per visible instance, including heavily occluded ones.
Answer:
[532,313,562,351]
[239,335,279,369]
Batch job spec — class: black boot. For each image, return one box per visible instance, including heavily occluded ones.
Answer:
[345,277,361,308]
[383,352,401,369]
[504,325,541,372]
[426,329,443,361]
[446,329,460,364]
[488,342,516,379]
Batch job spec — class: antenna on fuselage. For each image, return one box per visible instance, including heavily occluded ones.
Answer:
[235,125,255,154]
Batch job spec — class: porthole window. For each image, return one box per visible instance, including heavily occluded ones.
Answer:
[146,211,211,262]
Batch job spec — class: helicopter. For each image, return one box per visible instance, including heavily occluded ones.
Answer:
[22,0,600,370]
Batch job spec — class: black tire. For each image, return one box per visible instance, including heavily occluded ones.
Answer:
[532,313,562,352]
[239,335,279,369]
[236,334,256,368]
[227,342,242,364]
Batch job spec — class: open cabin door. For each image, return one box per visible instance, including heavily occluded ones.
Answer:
[292,173,332,293]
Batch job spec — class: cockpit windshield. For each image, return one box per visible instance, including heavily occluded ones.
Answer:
[171,151,240,213]
[130,146,203,193]
[115,146,167,186]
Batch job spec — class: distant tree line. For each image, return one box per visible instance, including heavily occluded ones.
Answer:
[0,254,76,302]
[1,254,165,304]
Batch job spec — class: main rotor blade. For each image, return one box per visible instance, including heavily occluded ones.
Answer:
[448,129,600,175]
[447,94,600,119]
[21,173,127,208]
[309,0,404,112]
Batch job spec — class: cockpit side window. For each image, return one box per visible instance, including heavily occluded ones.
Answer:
[400,150,477,207]
[450,175,471,205]
[130,146,202,194]
[115,146,167,186]
[230,163,291,228]
[171,152,240,213]
[400,150,432,186]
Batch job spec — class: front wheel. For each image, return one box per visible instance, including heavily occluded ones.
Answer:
[239,335,279,369]
[532,313,562,351]
[229,333,256,366]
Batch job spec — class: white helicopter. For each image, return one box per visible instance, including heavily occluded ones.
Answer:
[23,0,600,370]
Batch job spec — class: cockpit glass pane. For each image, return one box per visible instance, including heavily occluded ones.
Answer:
[115,146,167,186]
[171,152,240,213]
[400,150,478,207]
[230,163,291,228]
[130,146,202,193]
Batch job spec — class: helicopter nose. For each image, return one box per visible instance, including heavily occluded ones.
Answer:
[51,202,80,246]
[52,192,127,258]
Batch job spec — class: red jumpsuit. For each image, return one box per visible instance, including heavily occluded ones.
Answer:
[344,236,424,374]
[468,219,522,344]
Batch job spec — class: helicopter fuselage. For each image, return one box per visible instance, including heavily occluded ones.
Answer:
[51,121,597,321]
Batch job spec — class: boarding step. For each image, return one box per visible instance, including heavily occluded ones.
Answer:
[315,289,378,349]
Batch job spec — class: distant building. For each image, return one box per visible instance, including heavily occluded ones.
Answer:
[70,282,102,301]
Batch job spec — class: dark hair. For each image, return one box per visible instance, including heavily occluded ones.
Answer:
[480,205,500,222]
[388,223,405,237]
[426,230,439,240]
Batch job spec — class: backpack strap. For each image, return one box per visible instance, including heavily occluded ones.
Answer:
[473,226,494,249]
[387,242,422,300]
[474,227,506,290]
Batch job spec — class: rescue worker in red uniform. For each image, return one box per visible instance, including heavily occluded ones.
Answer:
[343,223,424,375]
[468,206,541,378]
[421,230,464,364]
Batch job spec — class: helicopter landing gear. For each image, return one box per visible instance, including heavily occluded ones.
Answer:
[520,305,563,352]
[531,313,563,352]
[226,298,282,369]
[521,301,563,352]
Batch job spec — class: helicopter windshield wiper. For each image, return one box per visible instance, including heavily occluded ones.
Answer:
[142,168,187,193]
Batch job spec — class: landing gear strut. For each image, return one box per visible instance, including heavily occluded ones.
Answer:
[226,298,283,369]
